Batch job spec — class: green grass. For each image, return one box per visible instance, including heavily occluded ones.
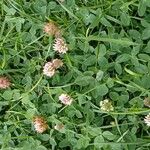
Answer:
[0,0,150,150]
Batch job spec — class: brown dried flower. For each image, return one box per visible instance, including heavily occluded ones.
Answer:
[0,76,11,89]
[144,97,150,108]
[33,116,48,133]
[52,59,63,69]
[43,21,61,37]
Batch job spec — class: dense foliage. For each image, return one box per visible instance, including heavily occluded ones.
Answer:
[0,0,150,149]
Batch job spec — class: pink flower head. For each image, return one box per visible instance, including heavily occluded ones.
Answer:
[43,62,55,77]
[59,93,73,105]
[0,76,10,89]
[43,59,63,77]
[53,37,68,54]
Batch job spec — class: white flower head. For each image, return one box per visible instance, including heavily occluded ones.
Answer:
[59,93,73,105]
[43,62,55,77]
[144,113,150,126]
[100,99,114,112]
[53,37,68,54]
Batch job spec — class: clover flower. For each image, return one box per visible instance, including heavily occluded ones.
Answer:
[144,113,150,126]
[59,93,73,105]
[53,37,68,54]
[43,21,60,37]
[0,76,11,89]
[43,62,55,77]
[100,99,114,112]
[43,59,63,77]
[33,116,48,133]
[52,59,63,69]
[144,97,150,108]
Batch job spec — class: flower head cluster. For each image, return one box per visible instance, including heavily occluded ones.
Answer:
[100,99,114,112]
[33,116,48,133]
[43,21,60,37]
[59,93,73,105]
[144,97,150,108]
[0,76,10,89]
[43,59,63,77]
[53,37,68,54]
[144,113,150,126]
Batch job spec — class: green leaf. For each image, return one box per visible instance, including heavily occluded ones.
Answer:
[87,126,102,137]
[77,94,87,106]
[116,54,130,63]
[92,84,108,98]
[138,0,147,16]
[3,90,13,100]
[120,12,130,26]
[142,28,150,40]
[129,30,141,41]
[75,76,94,86]
[76,136,90,149]
[96,70,104,81]
[102,131,116,140]
[115,63,122,75]
[39,134,50,141]
[94,135,105,149]
[21,93,35,108]
[146,0,150,7]
[100,17,112,27]
[98,44,107,58]
[48,1,57,10]
[75,110,83,118]
[76,36,138,46]
[25,108,36,119]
